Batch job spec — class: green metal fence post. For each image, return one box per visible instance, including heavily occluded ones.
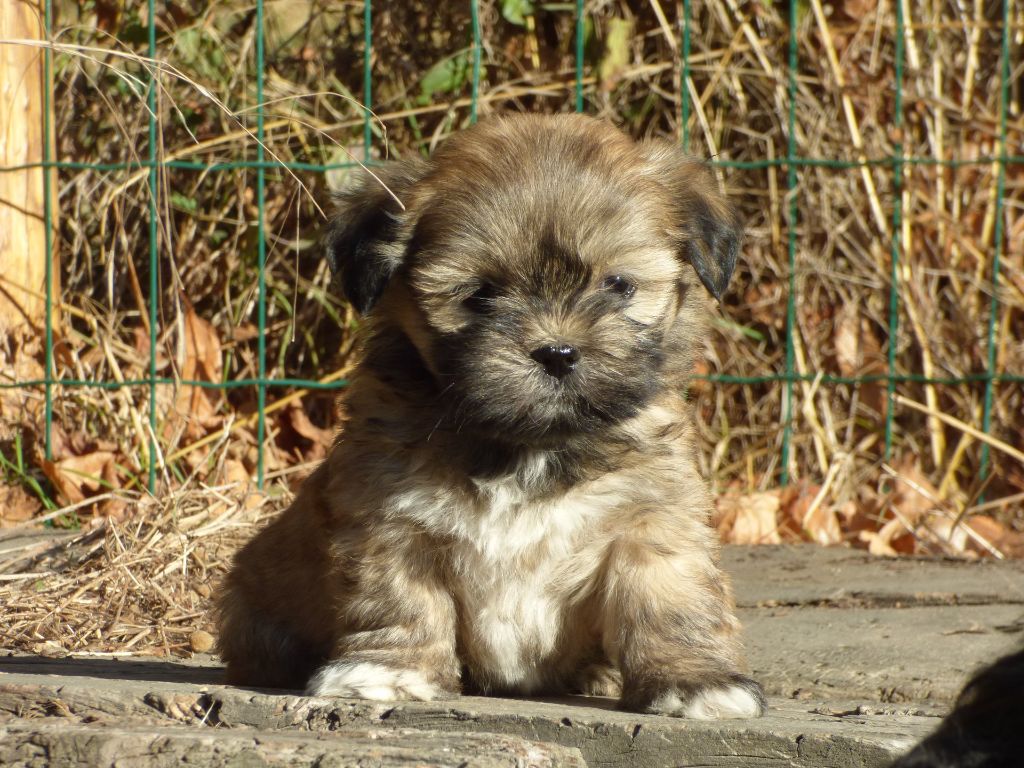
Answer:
[146,0,159,492]
[575,0,584,113]
[42,0,54,462]
[780,0,799,485]
[979,0,1010,483]
[470,0,481,123]
[885,0,906,459]
[680,0,691,151]
[363,0,373,162]
[255,0,268,489]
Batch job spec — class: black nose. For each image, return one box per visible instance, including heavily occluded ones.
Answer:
[531,344,580,379]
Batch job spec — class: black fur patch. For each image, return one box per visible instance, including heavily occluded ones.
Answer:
[686,198,741,302]
[890,648,1024,768]
[325,207,402,315]
[362,328,437,391]
[324,157,430,315]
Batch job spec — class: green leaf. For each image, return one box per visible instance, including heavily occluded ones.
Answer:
[501,0,534,25]
[174,28,202,66]
[170,192,198,213]
[598,17,634,86]
[418,52,471,105]
[712,316,765,342]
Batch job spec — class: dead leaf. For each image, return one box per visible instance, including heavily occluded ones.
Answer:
[859,517,915,556]
[778,481,818,540]
[99,460,128,519]
[837,498,875,539]
[803,504,844,546]
[966,516,1024,559]
[189,630,215,653]
[231,323,260,342]
[842,0,878,20]
[922,514,971,555]
[132,327,169,371]
[40,451,116,506]
[777,482,844,546]
[166,306,223,442]
[223,459,251,489]
[288,404,334,456]
[715,492,782,545]
[886,456,940,524]
[835,304,886,415]
[0,483,43,525]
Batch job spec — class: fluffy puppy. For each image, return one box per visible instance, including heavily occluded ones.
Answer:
[217,113,765,720]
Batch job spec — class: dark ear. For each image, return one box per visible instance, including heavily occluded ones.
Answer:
[643,144,743,301]
[324,158,430,314]
[685,184,742,301]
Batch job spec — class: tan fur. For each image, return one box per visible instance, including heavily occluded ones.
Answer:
[217,114,764,718]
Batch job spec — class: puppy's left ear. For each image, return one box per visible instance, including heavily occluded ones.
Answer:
[642,144,743,301]
[324,157,431,315]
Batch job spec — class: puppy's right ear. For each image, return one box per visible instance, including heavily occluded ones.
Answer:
[640,143,742,302]
[325,158,430,315]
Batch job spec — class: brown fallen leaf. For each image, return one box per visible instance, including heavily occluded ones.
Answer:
[222,459,251,489]
[0,483,43,525]
[837,498,877,545]
[40,451,117,506]
[842,0,878,20]
[777,481,843,546]
[859,518,914,557]
[966,516,1024,559]
[188,630,215,653]
[778,481,818,541]
[715,492,782,545]
[804,503,844,546]
[166,306,224,441]
[287,404,334,459]
[835,303,886,417]
[886,456,941,525]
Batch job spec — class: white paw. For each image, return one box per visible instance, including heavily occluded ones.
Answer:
[649,682,765,720]
[306,661,441,701]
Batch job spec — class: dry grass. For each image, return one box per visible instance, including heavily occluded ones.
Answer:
[0,0,1023,655]
[0,478,285,658]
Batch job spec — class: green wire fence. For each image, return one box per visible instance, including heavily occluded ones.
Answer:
[3,0,1021,499]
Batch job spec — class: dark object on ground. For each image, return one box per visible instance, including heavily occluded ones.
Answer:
[891,648,1024,768]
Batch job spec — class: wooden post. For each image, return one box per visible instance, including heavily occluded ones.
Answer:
[0,0,58,443]
[0,0,58,338]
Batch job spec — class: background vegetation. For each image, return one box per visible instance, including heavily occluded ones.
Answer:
[0,0,1022,655]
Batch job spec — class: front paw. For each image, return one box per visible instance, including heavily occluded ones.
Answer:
[307,661,450,701]
[624,675,766,720]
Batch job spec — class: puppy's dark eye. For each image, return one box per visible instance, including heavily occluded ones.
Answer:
[463,283,498,313]
[602,275,636,298]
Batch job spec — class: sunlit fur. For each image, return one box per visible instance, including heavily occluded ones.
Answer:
[217,114,764,719]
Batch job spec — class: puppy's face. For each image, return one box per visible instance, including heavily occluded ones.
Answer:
[326,115,740,443]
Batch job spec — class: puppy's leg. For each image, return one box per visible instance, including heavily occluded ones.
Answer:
[218,594,327,689]
[602,516,765,720]
[308,534,460,702]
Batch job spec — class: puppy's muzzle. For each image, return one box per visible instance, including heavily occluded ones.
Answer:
[531,344,580,380]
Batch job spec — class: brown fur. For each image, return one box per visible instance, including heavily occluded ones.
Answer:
[217,114,764,718]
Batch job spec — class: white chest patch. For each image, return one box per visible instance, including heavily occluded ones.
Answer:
[384,451,637,692]
[456,557,560,691]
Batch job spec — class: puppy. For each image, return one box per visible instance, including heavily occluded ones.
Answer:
[889,648,1024,767]
[217,113,765,720]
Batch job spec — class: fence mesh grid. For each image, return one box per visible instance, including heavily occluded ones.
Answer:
[4,0,1022,498]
